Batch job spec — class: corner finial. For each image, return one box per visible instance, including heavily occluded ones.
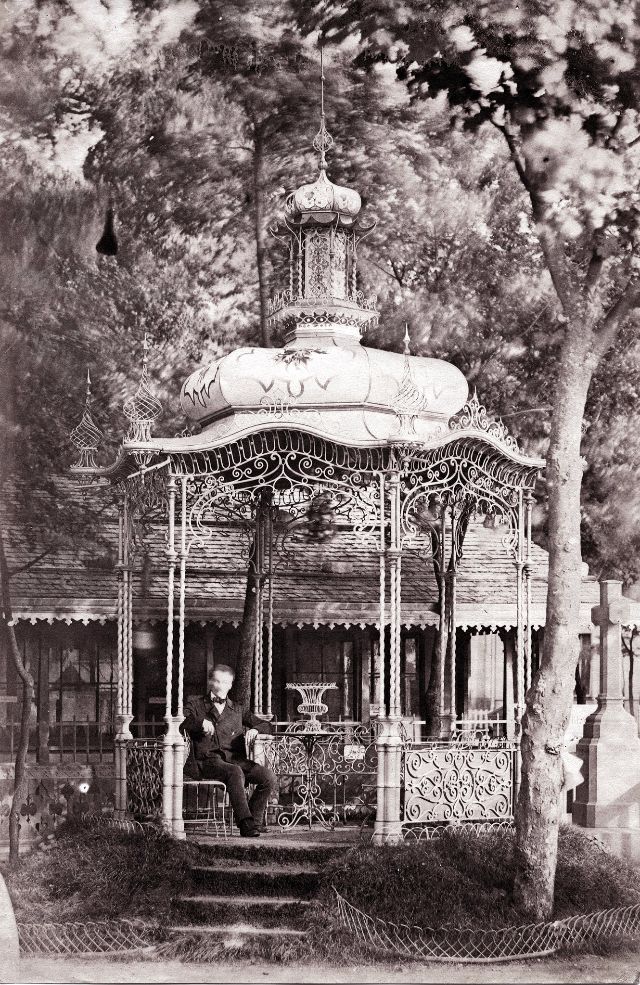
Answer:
[312,46,334,171]
[403,323,411,355]
[70,366,103,472]
[123,334,162,444]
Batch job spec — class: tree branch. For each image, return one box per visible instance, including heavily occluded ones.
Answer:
[595,280,640,355]
[493,116,576,313]
[8,549,53,577]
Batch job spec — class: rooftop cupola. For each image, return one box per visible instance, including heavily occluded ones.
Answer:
[268,54,377,348]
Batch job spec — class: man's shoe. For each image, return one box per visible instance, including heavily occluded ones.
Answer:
[239,818,261,838]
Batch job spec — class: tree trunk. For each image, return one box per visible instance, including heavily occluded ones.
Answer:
[425,577,449,736]
[0,523,35,864]
[234,561,260,711]
[252,129,271,348]
[425,513,469,736]
[514,329,596,919]
[233,493,270,710]
[235,132,272,704]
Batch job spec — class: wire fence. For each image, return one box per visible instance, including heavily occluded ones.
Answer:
[334,889,640,963]
[18,919,158,957]
[77,810,163,838]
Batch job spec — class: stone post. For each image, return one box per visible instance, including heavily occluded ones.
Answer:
[573,580,640,829]
[114,713,133,817]
[372,718,403,844]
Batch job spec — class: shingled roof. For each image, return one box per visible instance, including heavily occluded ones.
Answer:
[4,481,603,631]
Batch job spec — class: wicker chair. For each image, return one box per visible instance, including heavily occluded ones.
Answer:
[182,734,229,837]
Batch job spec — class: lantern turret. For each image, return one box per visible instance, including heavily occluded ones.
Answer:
[268,63,377,347]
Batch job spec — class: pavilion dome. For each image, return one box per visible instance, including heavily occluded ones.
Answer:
[180,342,468,446]
[179,109,469,447]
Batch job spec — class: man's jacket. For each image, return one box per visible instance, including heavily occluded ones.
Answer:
[181,693,273,778]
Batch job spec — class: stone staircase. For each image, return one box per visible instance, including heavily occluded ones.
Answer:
[169,835,356,953]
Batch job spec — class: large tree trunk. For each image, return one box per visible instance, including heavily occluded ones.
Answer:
[514,329,596,919]
[252,128,271,348]
[0,523,35,864]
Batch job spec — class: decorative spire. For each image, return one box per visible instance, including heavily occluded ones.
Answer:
[312,46,334,171]
[70,368,103,470]
[403,323,411,355]
[123,333,163,443]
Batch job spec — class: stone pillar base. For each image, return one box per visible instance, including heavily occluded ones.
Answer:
[114,713,133,818]
[372,718,404,845]
[573,701,640,830]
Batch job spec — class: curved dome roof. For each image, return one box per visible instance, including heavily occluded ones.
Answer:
[181,341,468,446]
[286,168,361,221]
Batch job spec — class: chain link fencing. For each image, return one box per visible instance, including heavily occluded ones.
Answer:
[334,889,640,963]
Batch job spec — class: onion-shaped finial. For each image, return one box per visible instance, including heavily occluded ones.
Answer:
[70,368,103,471]
[123,334,162,442]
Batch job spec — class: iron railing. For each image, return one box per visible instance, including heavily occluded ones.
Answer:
[125,738,163,818]
[402,735,517,827]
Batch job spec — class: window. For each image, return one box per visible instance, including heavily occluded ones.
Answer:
[49,635,116,724]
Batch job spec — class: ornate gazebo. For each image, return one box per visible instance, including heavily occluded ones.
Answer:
[70,110,543,843]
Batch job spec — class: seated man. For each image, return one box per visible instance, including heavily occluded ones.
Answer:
[181,663,276,838]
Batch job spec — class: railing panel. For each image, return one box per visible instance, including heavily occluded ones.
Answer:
[125,739,163,818]
[261,722,379,827]
[403,740,516,825]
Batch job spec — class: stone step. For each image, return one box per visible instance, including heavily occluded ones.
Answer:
[165,921,307,957]
[171,893,311,928]
[191,863,320,876]
[169,923,305,938]
[176,893,311,907]
[190,862,321,898]
[188,832,358,866]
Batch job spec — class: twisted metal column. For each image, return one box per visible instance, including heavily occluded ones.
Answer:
[388,470,402,719]
[177,477,187,718]
[266,508,274,718]
[377,472,386,717]
[114,491,129,817]
[515,490,525,726]
[170,474,188,839]
[438,508,447,733]
[116,494,125,720]
[449,509,457,725]
[162,475,177,836]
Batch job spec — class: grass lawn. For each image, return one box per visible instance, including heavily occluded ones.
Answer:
[3,821,640,963]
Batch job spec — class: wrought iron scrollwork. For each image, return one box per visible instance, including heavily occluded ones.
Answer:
[125,739,163,817]
[403,741,516,825]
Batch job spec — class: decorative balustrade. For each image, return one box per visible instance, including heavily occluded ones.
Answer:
[124,739,163,818]
[259,721,380,827]
[402,737,517,826]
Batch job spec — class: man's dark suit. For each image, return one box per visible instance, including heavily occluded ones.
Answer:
[181,694,276,826]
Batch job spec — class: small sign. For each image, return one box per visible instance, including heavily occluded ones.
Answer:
[148,697,166,705]
[344,744,365,761]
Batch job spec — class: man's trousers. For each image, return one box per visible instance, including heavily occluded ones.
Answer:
[198,758,277,825]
